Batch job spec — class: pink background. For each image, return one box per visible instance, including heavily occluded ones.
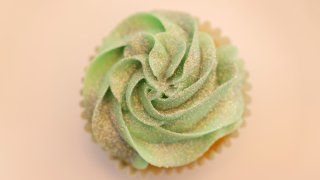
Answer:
[1,0,319,179]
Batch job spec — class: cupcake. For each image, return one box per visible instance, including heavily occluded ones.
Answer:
[81,10,249,173]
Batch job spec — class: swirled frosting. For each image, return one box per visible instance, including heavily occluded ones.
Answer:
[82,11,246,169]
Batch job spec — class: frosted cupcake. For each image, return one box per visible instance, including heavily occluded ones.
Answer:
[81,10,249,173]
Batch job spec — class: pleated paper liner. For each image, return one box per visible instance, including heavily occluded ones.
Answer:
[80,19,251,176]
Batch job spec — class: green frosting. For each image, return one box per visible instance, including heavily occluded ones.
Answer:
[82,11,246,169]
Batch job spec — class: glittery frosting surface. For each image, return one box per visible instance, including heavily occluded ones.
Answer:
[82,11,246,169]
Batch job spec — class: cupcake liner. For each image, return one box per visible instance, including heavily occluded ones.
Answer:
[80,19,251,176]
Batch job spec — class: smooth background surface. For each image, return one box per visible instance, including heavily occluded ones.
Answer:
[1,0,319,179]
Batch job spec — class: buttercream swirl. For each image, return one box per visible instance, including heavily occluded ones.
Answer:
[82,11,246,169]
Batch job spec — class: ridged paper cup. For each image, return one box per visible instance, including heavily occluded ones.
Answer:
[80,19,251,176]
